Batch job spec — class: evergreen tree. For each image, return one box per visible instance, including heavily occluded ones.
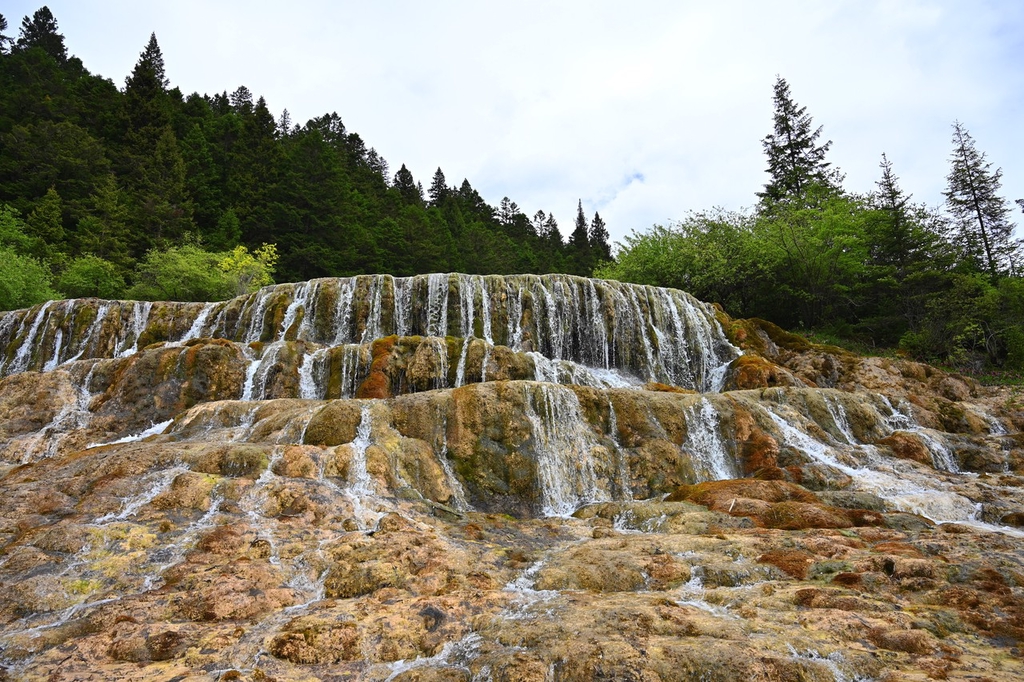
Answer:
[365,148,389,181]
[498,197,520,226]
[25,186,64,262]
[758,76,841,206]
[944,121,1019,277]
[569,200,592,274]
[870,154,917,274]
[16,6,67,64]
[123,33,171,138]
[589,212,611,263]
[428,167,449,206]
[393,164,423,205]
[277,108,293,136]
[75,174,131,268]
[0,13,12,54]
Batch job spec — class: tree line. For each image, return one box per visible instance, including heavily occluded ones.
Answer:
[598,77,1023,371]
[0,7,611,308]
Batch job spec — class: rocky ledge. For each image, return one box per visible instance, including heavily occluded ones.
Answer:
[0,275,1021,681]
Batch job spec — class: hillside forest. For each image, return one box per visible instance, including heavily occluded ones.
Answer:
[0,8,611,307]
[1,7,1022,373]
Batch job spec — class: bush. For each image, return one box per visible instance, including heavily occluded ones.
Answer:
[57,255,126,299]
[0,246,61,311]
[127,244,234,302]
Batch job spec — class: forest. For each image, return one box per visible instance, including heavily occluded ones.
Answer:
[1,7,1022,374]
[0,8,610,307]
[598,78,1024,374]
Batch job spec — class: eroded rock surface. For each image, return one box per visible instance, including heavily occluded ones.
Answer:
[0,275,1022,680]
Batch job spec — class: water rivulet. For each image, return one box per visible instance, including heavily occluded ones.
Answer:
[1,275,1023,680]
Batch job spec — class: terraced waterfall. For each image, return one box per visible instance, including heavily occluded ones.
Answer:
[0,274,1022,680]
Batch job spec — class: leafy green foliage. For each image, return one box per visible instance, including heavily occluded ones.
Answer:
[0,8,600,312]
[56,255,125,299]
[218,243,278,297]
[0,205,59,309]
[0,246,60,310]
[127,244,234,302]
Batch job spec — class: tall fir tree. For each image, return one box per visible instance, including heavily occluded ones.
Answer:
[758,76,841,206]
[589,212,611,263]
[0,13,12,54]
[944,121,1019,277]
[569,199,592,275]
[428,168,449,206]
[870,154,917,274]
[393,164,422,205]
[123,33,170,135]
[16,6,66,64]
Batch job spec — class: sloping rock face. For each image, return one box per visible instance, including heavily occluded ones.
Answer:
[0,274,1023,680]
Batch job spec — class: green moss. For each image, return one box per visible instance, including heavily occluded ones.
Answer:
[222,446,268,477]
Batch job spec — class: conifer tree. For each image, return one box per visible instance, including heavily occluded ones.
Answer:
[870,154,917,273]
[758,76,841,206]
[589,212,611,263]
[428,168,449,206]
[569,200,592,275]
[393,164,422,205]
[944,121,1019,277]
[0,13,12,54]
[25,186,64,261]
[16,6,67,64]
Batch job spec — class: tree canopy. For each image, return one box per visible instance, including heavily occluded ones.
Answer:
[0,6,608,310]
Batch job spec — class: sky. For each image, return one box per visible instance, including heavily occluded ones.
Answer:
[6,0,1023,244]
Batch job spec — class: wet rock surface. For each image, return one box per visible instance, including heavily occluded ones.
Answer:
[0,275,1022,680]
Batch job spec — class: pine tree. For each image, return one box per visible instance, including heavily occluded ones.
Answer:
[0,13,12,54]
[124,33,170,137]
[758,76,841,206]
[393,164,422,205]
[428,168,449,206]
[25,186,65,262]
[16,6,67,64]
[498,197,520,226]
[277,109,292,137]
[870,153,916,273]
[589,212,611,263]
[944,121,1019,277]
[569,200,592,275]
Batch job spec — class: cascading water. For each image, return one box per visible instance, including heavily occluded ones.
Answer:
[0,274,740,393]
[524,384,608,516]
[683,397,735,482]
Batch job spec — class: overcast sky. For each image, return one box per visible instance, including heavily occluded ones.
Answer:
[7,1,1023,244]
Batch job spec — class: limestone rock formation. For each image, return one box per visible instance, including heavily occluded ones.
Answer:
[0,274,1022,680]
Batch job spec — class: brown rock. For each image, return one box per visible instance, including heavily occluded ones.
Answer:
[877,432,931,465]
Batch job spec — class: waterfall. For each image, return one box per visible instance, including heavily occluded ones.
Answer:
[360,276,385,344]
[607,397,632,500]
[393,276,414,337]
[454,276,476,387]
[348,403,375,495]
[8,300,52,373]
[524,384,608,516]
[298,348,329,400]
[176,302,216,345]
[426,273,449,337]
[332,278,356,345]
[683,397,735,482]
[338,344,367,398]
[0,274,740,392]
[280,282,310,339]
